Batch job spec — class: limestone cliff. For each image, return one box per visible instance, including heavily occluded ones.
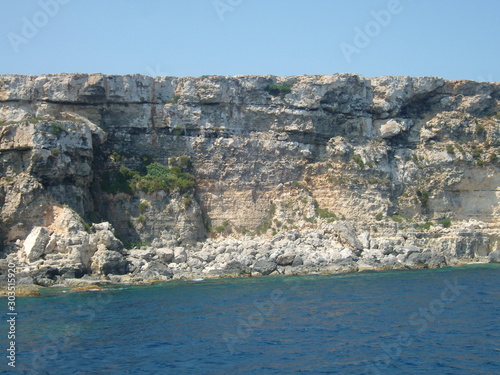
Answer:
[0,73,499,286]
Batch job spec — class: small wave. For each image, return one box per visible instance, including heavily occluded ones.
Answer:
[191,278,205,282]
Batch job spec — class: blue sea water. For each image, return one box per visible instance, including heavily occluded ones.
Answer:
[2,264,499,375]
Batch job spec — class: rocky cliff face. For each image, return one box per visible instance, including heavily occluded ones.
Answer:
[0,73,499,286]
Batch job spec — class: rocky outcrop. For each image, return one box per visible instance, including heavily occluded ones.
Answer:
[0,73,499,287]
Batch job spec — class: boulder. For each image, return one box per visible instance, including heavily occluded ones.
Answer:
[24,227,50,261]
[379,119,409,138]
[91,250,128,275]
[488,251,500,263]
[173,247,187,263]
[156,248,174,263]
[292,256,304,267]
[276,254,296,266]
[253,259,277,275]
[223,261,251,276]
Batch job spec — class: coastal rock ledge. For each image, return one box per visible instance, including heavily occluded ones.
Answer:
[0,73,499,289]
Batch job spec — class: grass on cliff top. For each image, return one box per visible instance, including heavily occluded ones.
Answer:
[265,82,293,97]
[101,159,195,195]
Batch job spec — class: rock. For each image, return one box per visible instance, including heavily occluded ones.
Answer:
[292,256,304,267]
[253,259,277,275]
[140,260,174,279]
[91,250,128,275]
[0,284,41,297]
[328,222,363,251]
[378,119,410,138]
[156,248,174,263]
[173,247,187,263]
[32,266,59,286]
[223,261,251,276]
[1,73,499,284]
[23,227,50,261]
[276,254,296,266]
[488,251,500,263]
[64,278,110,287]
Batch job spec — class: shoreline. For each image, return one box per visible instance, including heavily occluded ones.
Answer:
[2,258,497,297]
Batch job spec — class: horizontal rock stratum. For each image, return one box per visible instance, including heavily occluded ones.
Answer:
[0,73,499,287]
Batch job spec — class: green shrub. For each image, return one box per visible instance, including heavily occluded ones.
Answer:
[391,215,404,223]
[471,145,483,159]
[255,220,272,234]
[100,167,136,195]
[446,144,455,155]
[124,241,151,249]
[352,154,365,168]
[102,160,195,195]
[455,143,466,155]
[438,218,452,228]
[167,94,181,104]
[49,122,66,137]
[173,126,184,136]
[265,83,292,97]
[475,124,486,137]
[50,149,61,156]
[137,215,146,226]
[138,201,150,214]
[316,208,338,220]
[375,213,384,221]
[135,162,195,193]
[269,203,276,216]
[111,151,123,162]
[416,189,430,208]
[489,153,498,163]
[183,194,192,208]
[416,222,433,231]
[476,159,485,167]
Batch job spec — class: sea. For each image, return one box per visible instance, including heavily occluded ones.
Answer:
[2,264,499,374]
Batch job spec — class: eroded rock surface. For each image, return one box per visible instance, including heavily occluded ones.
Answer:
[0,73,499,286]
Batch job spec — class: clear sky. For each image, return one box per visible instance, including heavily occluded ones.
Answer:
[1,0,498,81]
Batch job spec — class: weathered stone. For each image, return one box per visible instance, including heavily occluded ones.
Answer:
[488,251,500,263]
[173,247,187,263]
[0,73,498,284]
[24,227,50,261]
[292,256,304,267]
[156,248,174,263]
[91,250,128,275]
[253,259,277,275]
[276,254,296,266]
[223,260,251,276]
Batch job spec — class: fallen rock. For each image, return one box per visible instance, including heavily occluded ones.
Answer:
[223,261,251,276]
[91,250,128,275]
[156,248,174,263]
[253,259,277,275]
[24,227,50,261]
[488,251,500,263]
[276,254,296,266]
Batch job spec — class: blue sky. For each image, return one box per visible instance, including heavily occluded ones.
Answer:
[1,0,498,81]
